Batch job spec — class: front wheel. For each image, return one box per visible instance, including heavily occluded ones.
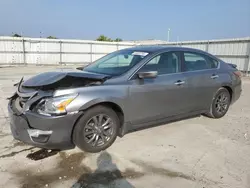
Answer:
[206,88,231,118]
[73,105,119,153]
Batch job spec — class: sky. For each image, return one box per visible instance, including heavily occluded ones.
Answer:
[0,0,249,41]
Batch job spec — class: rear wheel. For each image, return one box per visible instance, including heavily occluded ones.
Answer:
[206,88,231,118]
[73,105,119,153]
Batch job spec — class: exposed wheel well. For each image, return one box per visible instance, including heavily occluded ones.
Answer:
[222,86,233,101]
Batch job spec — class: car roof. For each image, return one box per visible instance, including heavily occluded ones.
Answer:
[124,45,206,54]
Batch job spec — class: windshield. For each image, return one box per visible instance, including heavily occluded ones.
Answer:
[83,50,149,76]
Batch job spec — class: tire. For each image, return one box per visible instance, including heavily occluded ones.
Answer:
[206,87,231,119]
[73,105,119,153]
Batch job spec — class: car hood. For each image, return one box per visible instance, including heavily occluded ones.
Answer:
[21,70,110,89]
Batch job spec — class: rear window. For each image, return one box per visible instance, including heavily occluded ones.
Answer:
[184,52,219,71]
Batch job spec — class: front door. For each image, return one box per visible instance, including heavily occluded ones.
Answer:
[127,51,190,125]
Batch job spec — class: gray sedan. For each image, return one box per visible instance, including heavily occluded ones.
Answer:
[8,46,242,153]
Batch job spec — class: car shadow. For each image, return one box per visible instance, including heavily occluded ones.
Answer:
[12,150,143,187]
[71,151,136,188]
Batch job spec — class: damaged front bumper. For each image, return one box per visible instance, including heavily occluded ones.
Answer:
[8,96,83,150]
[7,71,109,150]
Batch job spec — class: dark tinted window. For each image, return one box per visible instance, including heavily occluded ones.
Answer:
[140,52,180,75]
[184,52,218,71]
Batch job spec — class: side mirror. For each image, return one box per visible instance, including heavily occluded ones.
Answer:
[76,67,84,70]
[137,71,158,79]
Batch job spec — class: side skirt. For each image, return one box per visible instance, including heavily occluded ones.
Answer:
[119,110,207,137]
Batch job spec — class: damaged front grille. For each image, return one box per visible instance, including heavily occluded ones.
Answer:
[11,82,39,113]
[18,96,29,108]
[12,96,29,113]
[11,92,39,115]
[10,78,51,114]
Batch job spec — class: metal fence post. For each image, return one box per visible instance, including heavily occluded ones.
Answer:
[246,41,250,76]
[22,38,26,64]
[59,41,62,64]
[206,41,209,52]
[90,43,93,63]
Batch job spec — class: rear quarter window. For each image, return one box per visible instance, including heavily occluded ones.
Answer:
[206,56,219,68]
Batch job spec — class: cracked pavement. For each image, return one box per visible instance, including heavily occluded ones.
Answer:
[0,66,250,188]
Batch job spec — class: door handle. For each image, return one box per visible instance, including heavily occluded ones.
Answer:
[174,80,185,85]
[211,74,219,79]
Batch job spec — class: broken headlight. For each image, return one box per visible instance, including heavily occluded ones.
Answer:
[37,93,78,115]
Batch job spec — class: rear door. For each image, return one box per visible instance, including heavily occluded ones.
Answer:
[181,51,221,111]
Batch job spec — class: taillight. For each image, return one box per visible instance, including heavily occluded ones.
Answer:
[233,71,242,78]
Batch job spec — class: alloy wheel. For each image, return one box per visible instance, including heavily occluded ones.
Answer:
[215,92,229,115]
[83,114,114,147]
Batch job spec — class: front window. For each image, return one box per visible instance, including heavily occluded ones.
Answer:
[84,50,149,76]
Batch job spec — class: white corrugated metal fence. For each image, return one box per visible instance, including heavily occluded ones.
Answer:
[0,36,249,74]
[0,37,135,65]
